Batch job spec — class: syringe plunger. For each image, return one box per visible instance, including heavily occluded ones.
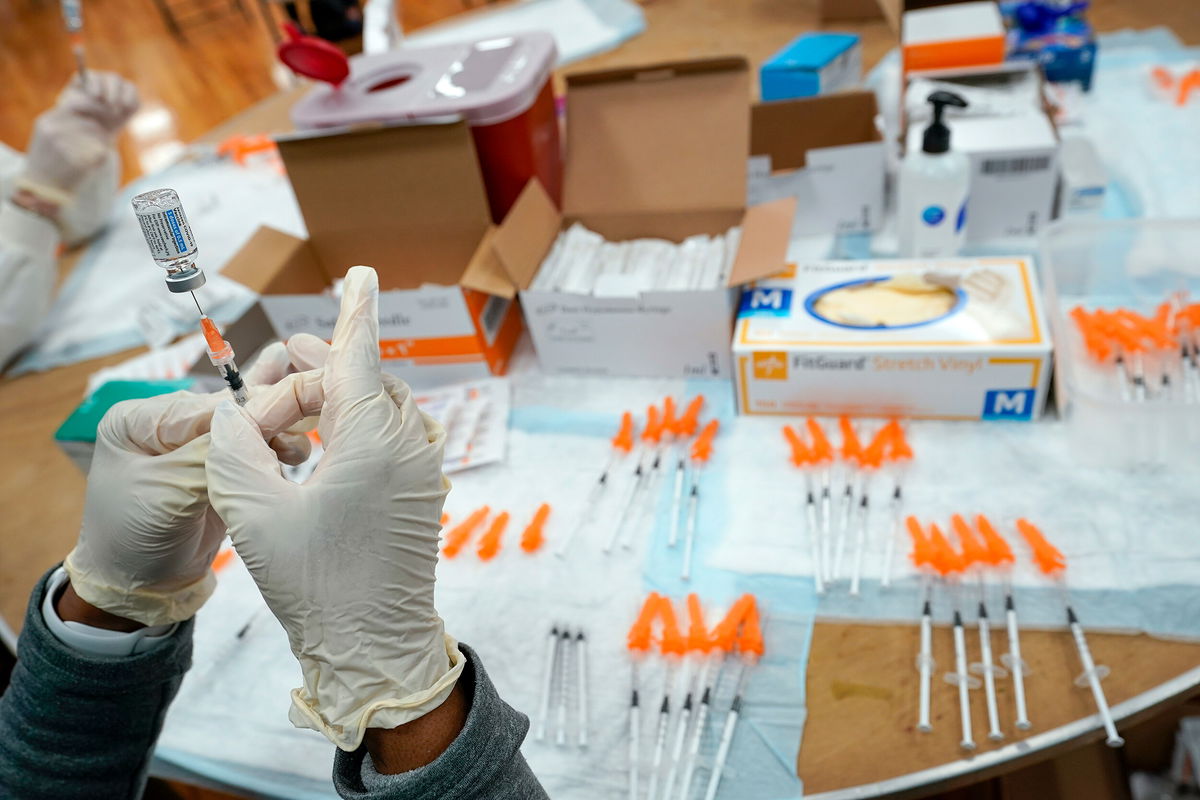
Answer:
[131,188,205,293]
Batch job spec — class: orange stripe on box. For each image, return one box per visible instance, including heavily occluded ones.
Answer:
[379,336,482,360]
[462,288,524,376]
[903,36,1006,73]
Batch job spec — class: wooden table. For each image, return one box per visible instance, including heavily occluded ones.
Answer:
[4,2,1200,796]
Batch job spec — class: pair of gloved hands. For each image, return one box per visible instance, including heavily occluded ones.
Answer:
[63,267,463,751]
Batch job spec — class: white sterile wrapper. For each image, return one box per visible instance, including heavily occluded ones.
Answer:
[719,226,742,287]
[697,236,727,290]
[530,233,566,291]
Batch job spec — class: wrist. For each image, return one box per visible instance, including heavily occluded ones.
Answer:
[364,678,468,774]
[56,581,145,632]
[10,181,70,222]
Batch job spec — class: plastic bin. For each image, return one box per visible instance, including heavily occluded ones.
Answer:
[290,33,561,223]
[1040,219,1200,468]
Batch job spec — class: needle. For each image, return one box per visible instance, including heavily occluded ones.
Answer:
[1003,589,1032,730]
[575,631,589,749]
[702,659,752,800]
[806,488,826,595]
[880,484,903,589]
[848,493,869,596]
[628,662,641,800]
[535,625,559,741]
[560,412,635,557]
[1068,603,1124,748]
[555,628,571,746]
[661,658,693,800]
[645,670,672,800]
[949,603,978,751]
[668,396,706,548]
[191,291,204,315]
[917,586,934,733]
[679,656,720,800]
[974,599,1006,741]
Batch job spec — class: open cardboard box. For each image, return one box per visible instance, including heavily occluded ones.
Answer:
[749,90,885,237]
[220,119,527,389]
[494,57,795,379]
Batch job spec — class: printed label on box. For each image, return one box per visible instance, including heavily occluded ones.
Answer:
[732,257,1053,419]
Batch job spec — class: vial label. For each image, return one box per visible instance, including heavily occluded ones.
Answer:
[136,205,197,261]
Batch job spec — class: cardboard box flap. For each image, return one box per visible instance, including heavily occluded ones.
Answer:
[751,92,881,171]
[727,197,796,287]
[461,227,517,299]
[220,226,329,295]
[564,57,750,218]
[493,179,561,291]
[276,120,492,290]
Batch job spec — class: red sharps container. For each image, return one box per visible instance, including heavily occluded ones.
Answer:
[290,33,561,222]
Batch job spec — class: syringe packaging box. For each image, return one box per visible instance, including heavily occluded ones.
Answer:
[732,257,1053,420]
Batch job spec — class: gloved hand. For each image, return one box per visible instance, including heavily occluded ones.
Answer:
[207,266,463,752]
[64,342,312,627]
[20,72,139,198]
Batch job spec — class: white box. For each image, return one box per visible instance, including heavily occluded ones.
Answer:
[907,111,1059,243]
[732,257,1053,420]
[521,290,735,378]
[902,2,1006,74]
[749,91,886,236]
[511,58,794,380]
[258,286,515,390]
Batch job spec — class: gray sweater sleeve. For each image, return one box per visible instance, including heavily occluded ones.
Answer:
[333,643,548,800]
[0,569,544,800]
[0,567,194,800]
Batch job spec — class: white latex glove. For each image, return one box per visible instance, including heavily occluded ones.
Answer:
[21,72,139,196]
[207,266,463,752]
[64,342,311,626]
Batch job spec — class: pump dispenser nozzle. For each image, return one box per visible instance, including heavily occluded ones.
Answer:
[922,91,969,154]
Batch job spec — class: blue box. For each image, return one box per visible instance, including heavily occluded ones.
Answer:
[759,33,862,101]
[1001,2,1097,91]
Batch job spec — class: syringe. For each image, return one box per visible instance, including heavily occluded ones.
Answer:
[200,315,250,406]
[60,0,87,87]
[132,188,248,406]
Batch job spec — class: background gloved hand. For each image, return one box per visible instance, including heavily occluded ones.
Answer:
[20,72,139,198]
[64,342,312,627]
[207,266,463,752]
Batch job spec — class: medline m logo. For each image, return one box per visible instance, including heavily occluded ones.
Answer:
[983,389,1035,420]
[740,288,793,316]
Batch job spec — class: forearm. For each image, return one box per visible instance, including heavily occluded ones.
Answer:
[0,199,59,368]
[334,644,548,800]
[0,567,193,800]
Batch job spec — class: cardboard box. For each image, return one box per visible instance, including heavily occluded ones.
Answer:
[505,58,795,379]
[732,257,1052,420]
[759,33,862,101]
[221,119,529,390]
[902,2,1006,75]
[749,91,885,236]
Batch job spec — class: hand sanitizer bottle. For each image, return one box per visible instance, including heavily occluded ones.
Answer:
[898,90,969,258]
